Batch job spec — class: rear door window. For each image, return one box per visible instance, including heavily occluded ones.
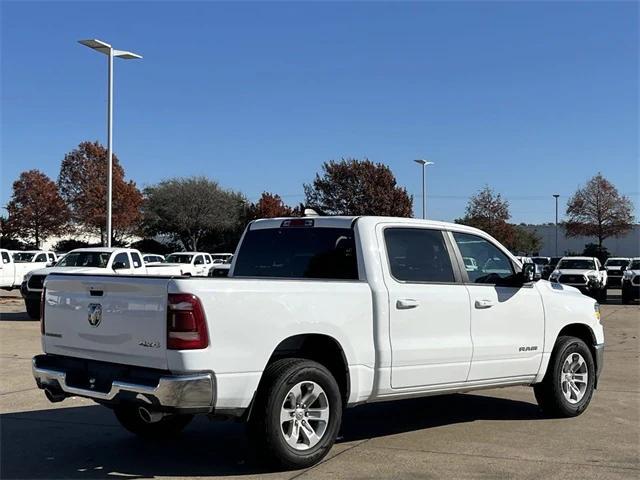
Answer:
[113,252,131,269]
[234,227,358,280]
[384,228,455,283]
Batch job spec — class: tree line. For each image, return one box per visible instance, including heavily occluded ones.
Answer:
[1,141,635,256]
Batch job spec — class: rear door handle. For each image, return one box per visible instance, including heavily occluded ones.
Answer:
[475,299,494,309]
[396,299,419,310]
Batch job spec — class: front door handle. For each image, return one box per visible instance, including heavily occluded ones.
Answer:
[396,299,419,310]
[475,299,494,309]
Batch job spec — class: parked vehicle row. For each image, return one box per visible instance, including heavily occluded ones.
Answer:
[621,258,640,304]
[0,249,56,290]
[32,215,604,468]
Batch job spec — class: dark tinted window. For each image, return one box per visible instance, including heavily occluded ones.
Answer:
[234,227,358,279]
[1,252,10,263]
[453,232,515,284]
[57,251,111,268]
[557,259,595,270]
[384,228,455,283]
[113,252,130,269]
[35,253,47,262]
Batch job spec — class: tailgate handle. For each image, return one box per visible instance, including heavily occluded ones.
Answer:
[89,290,104,297]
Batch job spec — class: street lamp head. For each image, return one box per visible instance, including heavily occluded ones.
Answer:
[553,194,560,199]
[78,39,142,59]
[414,159,434,166]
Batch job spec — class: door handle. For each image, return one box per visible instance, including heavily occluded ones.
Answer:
[396,299,419,310]
[475,299,494,309]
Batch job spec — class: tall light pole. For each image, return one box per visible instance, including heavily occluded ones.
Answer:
[414,159,434,219]
[553,194,560,256]
[79,39,142,247]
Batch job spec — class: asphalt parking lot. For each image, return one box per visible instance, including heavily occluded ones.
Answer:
[0,289,638,480]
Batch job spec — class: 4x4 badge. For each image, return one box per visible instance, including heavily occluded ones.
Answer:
[88,303,102,327]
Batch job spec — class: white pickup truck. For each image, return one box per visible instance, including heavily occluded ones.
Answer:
[146,252,213,277]
[21,247,148,319]
[549,256,608,301]
[0,249,55,290]
[33,216,604,469]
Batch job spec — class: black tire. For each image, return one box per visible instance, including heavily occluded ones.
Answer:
[113,405,193,439]
[25,299,40,320]
[248,358,342,469]
[599,288,607,304]
[534,336,596,418]
[621,288,632,304]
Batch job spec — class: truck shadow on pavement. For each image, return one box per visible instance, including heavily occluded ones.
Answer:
[0,393,544,479]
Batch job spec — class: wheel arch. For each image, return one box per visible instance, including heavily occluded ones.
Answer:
[262,333,351,407]
[556,323,600,384]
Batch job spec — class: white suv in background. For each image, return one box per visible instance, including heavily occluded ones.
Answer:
[549,256,607,301]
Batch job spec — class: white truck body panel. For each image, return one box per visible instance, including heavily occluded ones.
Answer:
[38,217,604,413]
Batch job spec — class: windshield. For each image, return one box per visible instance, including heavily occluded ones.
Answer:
[234,227,358,279]
[13,252,36,262]
[558,259,596,270]
[56,251,111,268]
[605,259,629,267]
[629,260,640,270]
[166,254,193,264]
[531,258,549,265]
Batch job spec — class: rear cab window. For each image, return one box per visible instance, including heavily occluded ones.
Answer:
[233,224,358,280]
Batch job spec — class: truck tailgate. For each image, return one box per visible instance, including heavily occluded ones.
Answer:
[43,274,170,369]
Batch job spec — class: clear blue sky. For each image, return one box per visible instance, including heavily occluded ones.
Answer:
[2,1,638,224]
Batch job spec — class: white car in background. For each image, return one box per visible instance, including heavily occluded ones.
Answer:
[13,250,57,266]
[146,252,212,277]
[20,247,147,319]
[211,253,233,264]
[603,257,630,289]
[142,254,165,265]
[549,256,607,301]
[0,249,54,290]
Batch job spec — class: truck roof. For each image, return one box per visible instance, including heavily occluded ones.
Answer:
[250,216,495,236]
[69,247,132,253]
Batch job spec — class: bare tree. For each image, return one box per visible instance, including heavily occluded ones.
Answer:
[565,173,634,248]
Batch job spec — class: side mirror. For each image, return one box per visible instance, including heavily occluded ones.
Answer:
[113,261,127,270]
[521,263,540,283]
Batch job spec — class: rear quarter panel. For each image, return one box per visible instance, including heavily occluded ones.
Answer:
[167,278,375,408]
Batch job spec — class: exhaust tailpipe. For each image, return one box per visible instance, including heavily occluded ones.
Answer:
[44,388,66,403]
[138,406,167,424]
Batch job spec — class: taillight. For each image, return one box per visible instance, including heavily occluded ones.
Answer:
[40,287,46,334]
[167,294,208,350]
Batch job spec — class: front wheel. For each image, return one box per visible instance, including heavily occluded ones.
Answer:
[534,336,595,417]
[25,299,40,320]
[248,358,342,469]
[114,405,193,439]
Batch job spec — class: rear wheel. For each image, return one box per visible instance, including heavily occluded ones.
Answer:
[534,336,595,417]
[114,405,193,439]
[25,299,40,320]
[248,358,342,469]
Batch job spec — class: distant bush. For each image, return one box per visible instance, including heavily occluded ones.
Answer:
[129,238,174,255]
[52,239,91,252]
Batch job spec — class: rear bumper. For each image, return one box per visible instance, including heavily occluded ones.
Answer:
[32,354,215,414]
